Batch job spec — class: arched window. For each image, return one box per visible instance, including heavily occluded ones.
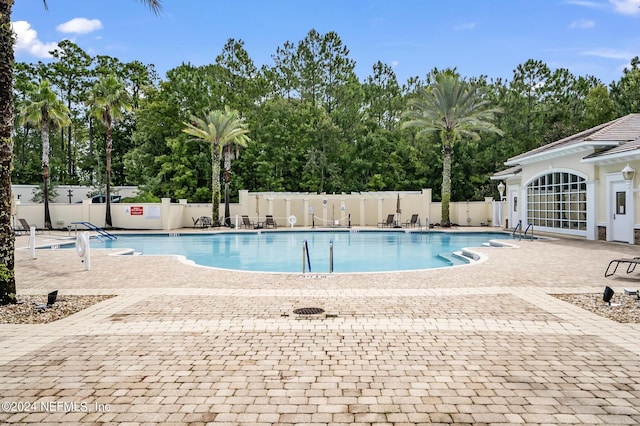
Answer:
[527,172,587,231]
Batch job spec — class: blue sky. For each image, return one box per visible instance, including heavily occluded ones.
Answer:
[12,0,640,86]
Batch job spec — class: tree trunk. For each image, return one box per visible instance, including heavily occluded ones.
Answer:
[67,97,73,179]
[105,115,113,227]
[223,146,231,227]
[105,171,112,227]
[441,135,454,227]
[43,165,51,229]
[88,116,93,157]
[224,181,230,227]
[211,142,221,226]
[67,126,72,178]
[22,127,28,166]
[42,119,52,229]
[0,0,17,305]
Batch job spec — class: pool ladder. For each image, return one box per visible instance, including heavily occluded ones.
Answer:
[302,240,311,272]
[302,240,334,274]
[524,223,534,239]
[71,221,117,240]
[512,220,534,240]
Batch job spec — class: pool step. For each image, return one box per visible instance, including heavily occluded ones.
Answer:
[483,240,515,248]
[489,240,509,247]
[460,249,481,261]
[437,252,468,265]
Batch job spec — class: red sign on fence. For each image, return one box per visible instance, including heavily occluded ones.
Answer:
[130,206,144,216]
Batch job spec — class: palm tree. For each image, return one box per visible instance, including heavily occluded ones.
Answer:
[222,121,250,226]
[0,0,161,305]
[86,74,132,227]
[18,80,71,229]
[0,0,17,305]
[402,72,503,227]
[183,108,250,226]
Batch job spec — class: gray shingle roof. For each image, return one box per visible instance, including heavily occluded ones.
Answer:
[585,113,640,142]
[582,135,640,160]
[505,113,640,165]
[490,165,521,179]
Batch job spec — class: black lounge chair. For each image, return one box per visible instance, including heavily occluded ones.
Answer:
[265,215,277,229]
[403,214,419,228]
[604,257,640,277]
[378,214,395,228]
[242,215,256,229]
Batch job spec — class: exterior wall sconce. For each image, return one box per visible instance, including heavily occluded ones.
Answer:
[622,163,635,180]
[497,181,505,201]
[622,163,635,188]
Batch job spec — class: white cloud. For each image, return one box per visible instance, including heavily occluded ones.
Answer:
[565,0,605,9]
[12,21,58,58]
[569,18,596,28]
[454,22,476,31]
[610,0,640,15]
[56,18,103,34]
[582,47,635,59]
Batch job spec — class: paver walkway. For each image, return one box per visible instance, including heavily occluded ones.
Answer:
[1,230,640,425]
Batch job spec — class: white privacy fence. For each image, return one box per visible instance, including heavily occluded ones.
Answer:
[12,189,503,231]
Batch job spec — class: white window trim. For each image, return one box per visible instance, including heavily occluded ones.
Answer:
[522,168,591,238]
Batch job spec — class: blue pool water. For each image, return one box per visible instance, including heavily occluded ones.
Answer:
[89,231,510,273]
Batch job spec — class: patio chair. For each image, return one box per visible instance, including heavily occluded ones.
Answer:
[17,218,44,234]
[265,215,277,229]
[378,214,395,228]
[199,216,212,228]
[241,215,256,229]
[403,214,419,228]
[14,221,28,235]
[604,257,640,277]
[191,217,200,228]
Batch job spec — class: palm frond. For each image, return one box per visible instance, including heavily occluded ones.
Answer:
[402,74,503,139]
[18,80,70,130]
[139,0,162,15]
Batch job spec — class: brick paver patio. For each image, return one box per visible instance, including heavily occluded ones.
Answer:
[1,230,640,425]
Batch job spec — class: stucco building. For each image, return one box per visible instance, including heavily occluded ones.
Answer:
[493,113,640,244]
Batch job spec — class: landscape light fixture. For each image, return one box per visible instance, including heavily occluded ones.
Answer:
[35,290,58,311]
[603,286,615,306]
[47,290,58,306]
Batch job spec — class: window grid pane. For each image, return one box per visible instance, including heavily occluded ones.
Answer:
[526,173,586,231]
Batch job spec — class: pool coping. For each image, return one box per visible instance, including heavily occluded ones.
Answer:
[23,228,521,275]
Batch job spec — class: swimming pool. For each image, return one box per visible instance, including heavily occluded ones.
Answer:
[89,231,511,273]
